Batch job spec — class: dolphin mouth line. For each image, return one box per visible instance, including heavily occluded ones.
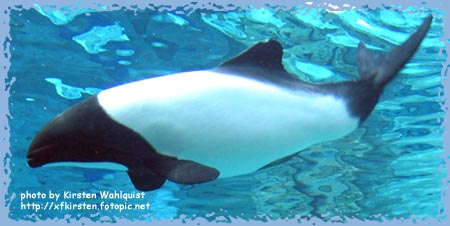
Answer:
[27,144,54,167]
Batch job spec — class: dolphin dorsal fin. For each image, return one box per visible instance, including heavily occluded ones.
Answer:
[220,40,285,71]
[216,40,299,83]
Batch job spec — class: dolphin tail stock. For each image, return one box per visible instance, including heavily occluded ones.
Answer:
[357,15,432,88]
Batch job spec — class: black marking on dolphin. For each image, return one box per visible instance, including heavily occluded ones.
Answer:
[27,96,219,191]
[27,15,432,191]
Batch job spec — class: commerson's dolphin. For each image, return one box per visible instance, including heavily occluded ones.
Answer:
[27,15,432,191]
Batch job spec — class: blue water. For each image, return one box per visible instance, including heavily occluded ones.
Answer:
[6,4,446,223]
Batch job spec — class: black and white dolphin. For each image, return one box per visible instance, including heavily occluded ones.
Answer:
[27,15,432,191]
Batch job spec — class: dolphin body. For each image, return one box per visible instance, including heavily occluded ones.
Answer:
[27,16,432,191]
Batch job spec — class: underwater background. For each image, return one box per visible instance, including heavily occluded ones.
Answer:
[5,2,447,223]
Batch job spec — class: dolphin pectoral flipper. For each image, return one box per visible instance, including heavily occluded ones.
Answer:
[127,167,166,191]
[163,159,220,184]
[167,160,219,184]
[129,155,219,191]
